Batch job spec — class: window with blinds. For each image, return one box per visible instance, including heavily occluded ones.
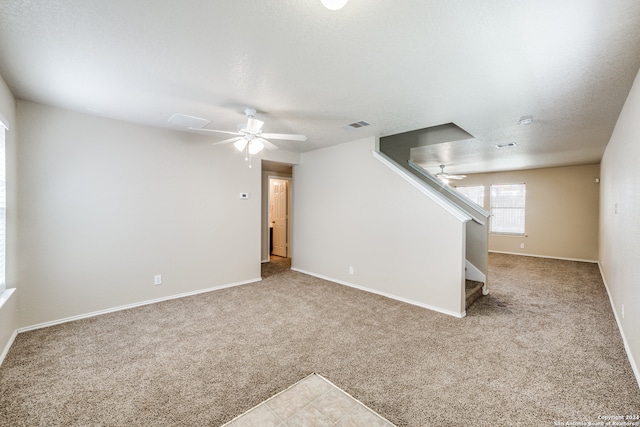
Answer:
[0,124,5,292]
[490,183,525,235]
[455,185,485,208]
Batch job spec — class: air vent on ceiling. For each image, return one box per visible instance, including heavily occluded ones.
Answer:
[517,115,533,125]
[168,113,211,129]
[340,120,371,130]
[496,142,517,148]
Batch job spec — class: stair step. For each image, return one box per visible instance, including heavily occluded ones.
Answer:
[465,279,484,310]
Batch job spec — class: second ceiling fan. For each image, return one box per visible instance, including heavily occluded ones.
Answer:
[435,165,466,183]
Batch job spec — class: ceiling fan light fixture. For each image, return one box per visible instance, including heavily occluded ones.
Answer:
[234,139,248,152]
[321,0,348,10]
[194,108,306,168]
[248,139,264,155]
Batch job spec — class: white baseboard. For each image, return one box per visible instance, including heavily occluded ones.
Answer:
[0,329,17,367]
[291,267,465,318]
[489,250,598,264]
[598,263,640,390]
[18,277,262,333]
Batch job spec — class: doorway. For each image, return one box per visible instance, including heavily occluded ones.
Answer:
[269,178,288,257]
[261,160,293,264]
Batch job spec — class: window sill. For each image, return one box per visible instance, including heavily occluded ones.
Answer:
[0,288,15,311]
[490,233,527,237]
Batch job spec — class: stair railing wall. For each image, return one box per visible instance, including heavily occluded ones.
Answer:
[378,129,490,289]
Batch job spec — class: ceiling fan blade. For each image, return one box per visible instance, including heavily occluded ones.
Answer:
[261,133,307,141]
[256,138,278,151]
[212,136,244,146]
[189,127,242,136]
[448,175,467,180]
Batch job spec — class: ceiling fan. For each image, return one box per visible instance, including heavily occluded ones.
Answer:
[435,165,466,183]
[189,108,307,167]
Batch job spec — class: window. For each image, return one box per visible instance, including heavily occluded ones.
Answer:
[490,183,525,235]
[0,124,5,292]
[455,185,485,208]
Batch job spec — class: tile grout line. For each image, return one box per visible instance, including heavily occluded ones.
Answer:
[305,380,357,426]
[306,381,350,426]
[266,403,286,426]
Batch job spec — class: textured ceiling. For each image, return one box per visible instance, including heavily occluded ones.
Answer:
[1,0,639,175]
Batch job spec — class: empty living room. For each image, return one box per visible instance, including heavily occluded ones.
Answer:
[0,1,639,426]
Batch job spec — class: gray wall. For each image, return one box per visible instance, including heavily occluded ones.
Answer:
[16,101,264,328]
[599,67,640,385]
[292,136,467,316]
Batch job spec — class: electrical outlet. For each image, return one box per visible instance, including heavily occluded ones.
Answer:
[154,274,162,286]
[349,266,354,275]
[520,243,525,249]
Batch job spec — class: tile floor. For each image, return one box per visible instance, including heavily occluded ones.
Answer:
[222,373,395,427]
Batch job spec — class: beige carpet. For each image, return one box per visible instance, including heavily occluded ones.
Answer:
[261,255,291,279]
[0,253,638,426]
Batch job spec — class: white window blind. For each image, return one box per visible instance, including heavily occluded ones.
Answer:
[0,124,5,292]
[490,183,525,235]
[455,185,485,208]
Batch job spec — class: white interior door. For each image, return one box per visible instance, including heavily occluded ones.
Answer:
[271,179,288,257]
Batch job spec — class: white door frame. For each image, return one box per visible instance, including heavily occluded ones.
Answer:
[267,175,292,259]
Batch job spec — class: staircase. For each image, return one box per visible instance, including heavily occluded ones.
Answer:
[465,279,484,310]
[375,127,492,317]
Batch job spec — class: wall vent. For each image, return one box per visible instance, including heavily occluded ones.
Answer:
[341,120,371,130]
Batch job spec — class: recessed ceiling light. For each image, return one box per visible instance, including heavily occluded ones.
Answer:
[321,0,348,10]
[517,115,533,125]
[496,142,517,148]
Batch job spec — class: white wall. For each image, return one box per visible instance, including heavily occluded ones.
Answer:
[0,73,18,360]
[16,101,263,328]
[599,68,640,384]
[292,137,467,316]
